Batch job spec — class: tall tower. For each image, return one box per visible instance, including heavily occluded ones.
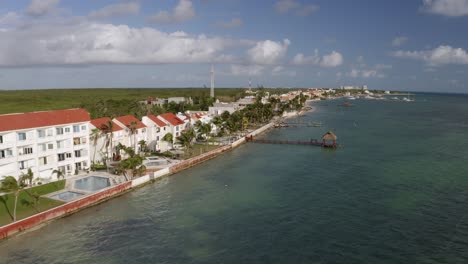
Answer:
[210,64,215,98]
[248,78,252,92]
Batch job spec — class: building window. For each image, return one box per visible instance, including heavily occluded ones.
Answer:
[65,127,71,133]
[58,153,65,161]
[18,132,27,141]
[0,149,12,159]
[20,147,33,155]
[0,135,3,144]
[40,156,48,165]
[46,129,53,137]
[75,150,81,158]
[66,153,72,158]
[81,125,86,131]
[73,125,80,133]
[38,129,45,138]
[56,127,64,135]
[48,143,54,150]
[19,161,26,170]
[39,143,46,152]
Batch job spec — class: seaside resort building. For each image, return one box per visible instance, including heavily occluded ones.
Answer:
[0,109,91,181]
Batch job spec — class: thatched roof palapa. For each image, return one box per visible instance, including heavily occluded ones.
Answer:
[322,131,337,141]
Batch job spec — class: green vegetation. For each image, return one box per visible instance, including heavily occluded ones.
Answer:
[0,88,243,116]
[0,87,294,117]
[0,180,66,226]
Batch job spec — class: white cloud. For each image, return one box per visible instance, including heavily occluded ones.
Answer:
[345,58,389,78]
[392,36,408,47]
[230,64,265,76]
[247,39,290,65]
[214,18,243,29]
[346,69,384,78]
[27,0,60,17]
[275,0,300,13]
[0,22,238,66]
[271,65,296,76]
[274,0,319,16]
[89,2,140,19]
[393,45,468,65]
[421,0,468,16]
[0,12,21,26]
[321,51,344,67]
[292,50,343,67]
[296,4,320,16]
[148,0,195,24]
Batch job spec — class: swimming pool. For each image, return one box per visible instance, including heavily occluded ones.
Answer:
[74,176,110,192]
[49,191,84,202]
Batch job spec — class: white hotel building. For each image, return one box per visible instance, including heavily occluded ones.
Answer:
[0,109,91,181]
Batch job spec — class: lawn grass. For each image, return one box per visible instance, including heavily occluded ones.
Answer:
[0,180,66,226]
[184,144,222,159]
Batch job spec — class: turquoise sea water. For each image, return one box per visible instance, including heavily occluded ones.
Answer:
[1,93,468,264]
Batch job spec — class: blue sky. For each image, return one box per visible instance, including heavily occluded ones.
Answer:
[0,0,467,92]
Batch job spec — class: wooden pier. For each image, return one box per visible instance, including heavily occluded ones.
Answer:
[245,131,338,149]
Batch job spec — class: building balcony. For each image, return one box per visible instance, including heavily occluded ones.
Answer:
[16,139,35,146]
[0,156,16,166]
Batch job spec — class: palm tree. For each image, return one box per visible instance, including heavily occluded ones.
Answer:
[52,169,65,180]
[128,121,138,152]
[177,128,196,155]
[200,123,212,140]
[0,176,26,222]
[90,128,101,164]
[162,133,173,149]
[138,140,147,154]
[117,145,146,180]
[21,168,34,187]
[104,120,114,161]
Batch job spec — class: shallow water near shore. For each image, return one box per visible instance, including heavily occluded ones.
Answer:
[2,93,468,264]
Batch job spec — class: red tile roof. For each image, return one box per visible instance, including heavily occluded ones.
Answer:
[0,108,90,132]
[147,115,167,127]
[114,115,146,129]
[90,117,123,132]
[158,113,185,126]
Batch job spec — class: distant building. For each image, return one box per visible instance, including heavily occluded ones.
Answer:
[209,102,240,116]
[339,85,368,90]
[0,109,91,181]
[143,97,192,107]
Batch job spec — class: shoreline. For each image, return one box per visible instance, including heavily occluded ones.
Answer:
[0,109,307,240]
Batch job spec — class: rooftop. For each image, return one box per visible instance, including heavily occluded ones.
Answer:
[90,117,123,132]
[0,108,90,132]
[114,115,146,129]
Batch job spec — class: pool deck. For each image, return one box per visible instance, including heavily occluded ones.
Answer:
[47,172,125,202]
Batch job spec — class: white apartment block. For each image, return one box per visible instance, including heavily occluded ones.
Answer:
[141,115,169,152]
[157,113,186,143]
[0,109,91,181]
[112,115,147,152]
[89,117,125,164]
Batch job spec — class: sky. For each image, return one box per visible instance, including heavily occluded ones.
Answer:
[0,0,468,92]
